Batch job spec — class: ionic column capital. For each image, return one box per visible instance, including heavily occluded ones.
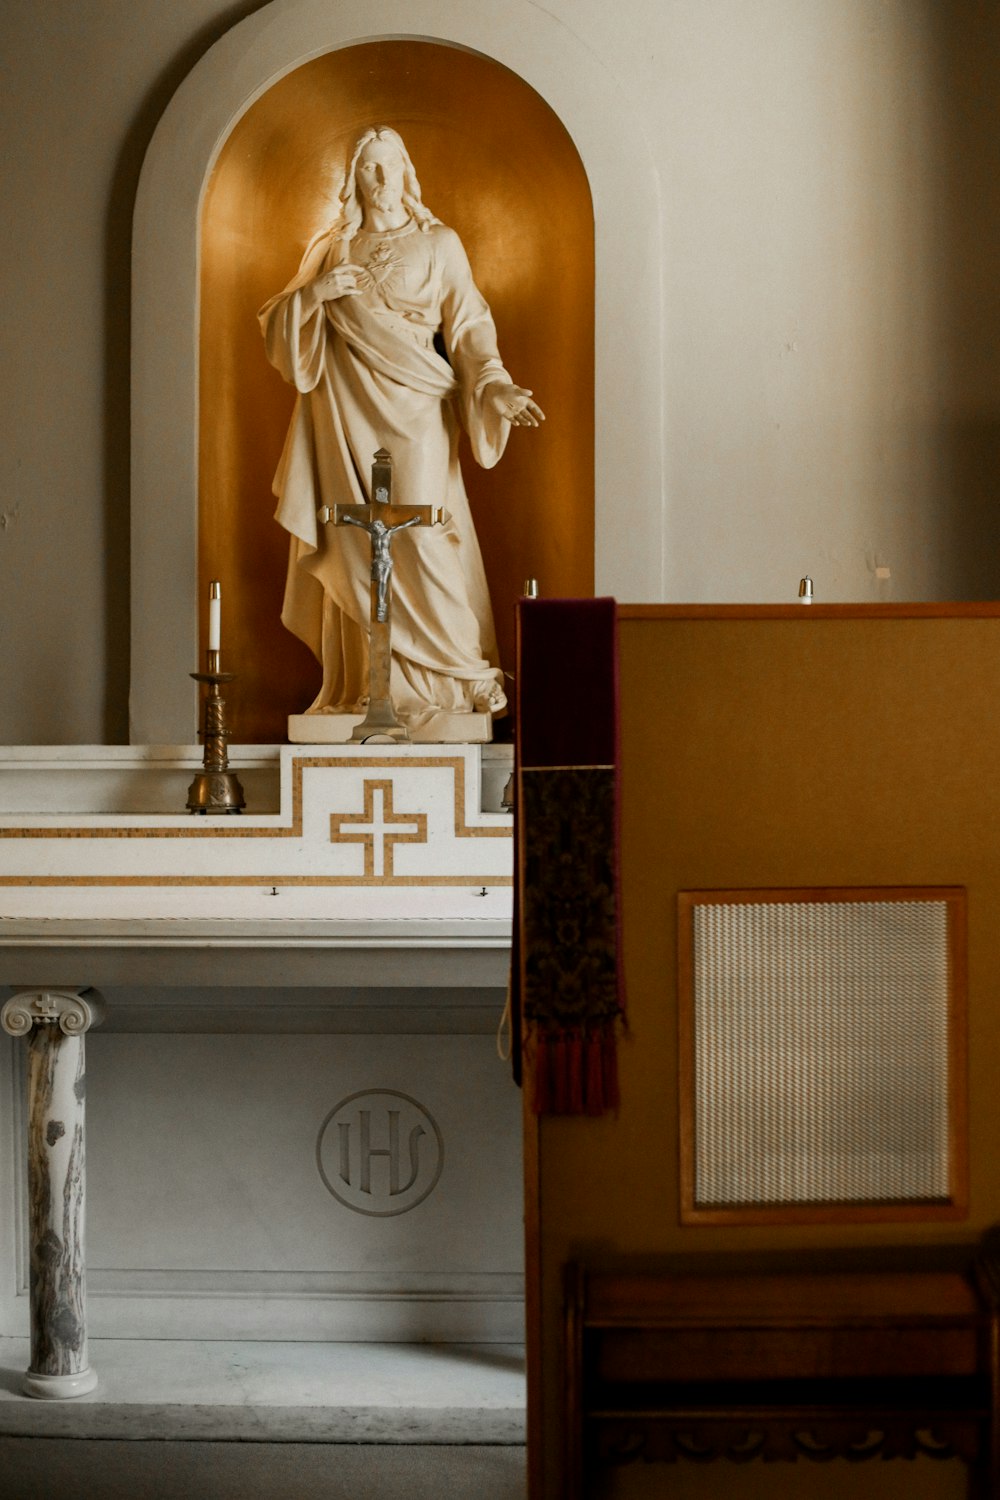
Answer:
[1,987,107,1038]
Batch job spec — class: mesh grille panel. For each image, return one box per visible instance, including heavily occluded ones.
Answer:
[692,898,951,1208]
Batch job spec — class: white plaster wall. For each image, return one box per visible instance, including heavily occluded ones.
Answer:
[2,0,999,742]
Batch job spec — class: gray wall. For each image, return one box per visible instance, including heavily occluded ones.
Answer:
[1,0,998,743]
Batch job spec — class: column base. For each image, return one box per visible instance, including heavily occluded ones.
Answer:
[23,1367,99,1400]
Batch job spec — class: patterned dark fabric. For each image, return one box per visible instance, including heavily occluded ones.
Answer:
[521,767,618,1022]
[513,598,624,1114]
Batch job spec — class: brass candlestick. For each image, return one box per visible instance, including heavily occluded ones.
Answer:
[186,649,246,814]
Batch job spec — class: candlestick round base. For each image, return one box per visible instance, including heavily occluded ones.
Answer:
[186,770,246,814]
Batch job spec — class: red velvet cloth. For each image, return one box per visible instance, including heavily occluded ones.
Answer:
[512,598,624,1114]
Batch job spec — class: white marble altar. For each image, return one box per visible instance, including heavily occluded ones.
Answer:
[0,742,511,892]
[0,743,517,1403]
[0,742,513,821]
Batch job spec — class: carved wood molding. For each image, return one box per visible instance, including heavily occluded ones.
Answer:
[594,1415,980,1467]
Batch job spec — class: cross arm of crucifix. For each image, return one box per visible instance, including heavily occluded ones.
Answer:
[321,500,448,529]
[317,447,448,533]
[338,511,425,537]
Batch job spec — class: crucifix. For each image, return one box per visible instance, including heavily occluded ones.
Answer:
[318,448,447,741]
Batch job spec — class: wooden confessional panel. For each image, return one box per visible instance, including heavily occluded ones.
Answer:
[525,604,1000,1500]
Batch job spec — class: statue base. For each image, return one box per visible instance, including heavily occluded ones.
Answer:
[287,711,493,745]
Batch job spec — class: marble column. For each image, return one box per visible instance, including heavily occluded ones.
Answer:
[1,987,106,1399]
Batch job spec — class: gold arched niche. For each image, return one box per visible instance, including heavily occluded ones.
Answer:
[199,39,594,743]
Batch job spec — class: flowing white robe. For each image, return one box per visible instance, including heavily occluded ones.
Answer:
[259,218,512,722]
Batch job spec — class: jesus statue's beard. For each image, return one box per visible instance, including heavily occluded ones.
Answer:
[367,188,400,212]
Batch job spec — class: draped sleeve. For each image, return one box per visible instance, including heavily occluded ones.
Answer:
[437,227,512,470]
[257,231,338,394]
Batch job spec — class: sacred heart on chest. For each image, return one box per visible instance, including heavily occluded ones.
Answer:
[359,242,403,294]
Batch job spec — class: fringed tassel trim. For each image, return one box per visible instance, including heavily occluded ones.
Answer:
[529,1022,621,1115]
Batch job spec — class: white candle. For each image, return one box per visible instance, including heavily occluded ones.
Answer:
[208,580,222,652]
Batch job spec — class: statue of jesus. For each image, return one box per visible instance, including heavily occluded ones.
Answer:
[259,125,544,727]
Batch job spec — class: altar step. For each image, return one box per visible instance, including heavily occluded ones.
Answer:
[0,1338,525,1499]
[0,1338,525,1444]
[0,1439,526,1500]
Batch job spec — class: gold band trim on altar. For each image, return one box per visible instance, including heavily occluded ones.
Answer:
[0,756,511,842]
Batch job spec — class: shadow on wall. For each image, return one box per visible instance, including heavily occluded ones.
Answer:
[932,3,1000,599]
[101,2,273,742]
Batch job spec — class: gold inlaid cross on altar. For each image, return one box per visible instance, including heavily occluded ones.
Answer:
[318,448,447,742]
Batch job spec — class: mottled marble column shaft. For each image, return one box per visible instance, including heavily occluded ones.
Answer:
[1,988,106,1399]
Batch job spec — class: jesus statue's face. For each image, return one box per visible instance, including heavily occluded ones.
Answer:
[356,139,406,218]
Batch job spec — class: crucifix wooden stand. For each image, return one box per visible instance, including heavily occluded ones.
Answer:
[318,448,446,742]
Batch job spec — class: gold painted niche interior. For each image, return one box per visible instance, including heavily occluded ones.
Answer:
[199,40,595,744]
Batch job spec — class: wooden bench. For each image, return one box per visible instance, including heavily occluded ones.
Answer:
[563,1250,1000,1497]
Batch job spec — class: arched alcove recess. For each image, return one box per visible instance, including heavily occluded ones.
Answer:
[130,0,664,745]
[198,41,593,741]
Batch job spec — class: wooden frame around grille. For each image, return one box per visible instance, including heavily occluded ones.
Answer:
[678,888,968,1226]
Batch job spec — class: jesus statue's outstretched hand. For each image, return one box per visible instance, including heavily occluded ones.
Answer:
[484,381,545,428]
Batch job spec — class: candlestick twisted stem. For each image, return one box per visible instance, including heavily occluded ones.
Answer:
[187,651,246,814]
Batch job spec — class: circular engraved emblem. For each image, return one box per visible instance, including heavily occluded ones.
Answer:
[316,1089,444,1217]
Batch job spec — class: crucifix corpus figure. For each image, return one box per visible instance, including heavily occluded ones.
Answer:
[259,124,544,738]
[320,448,446,741]
[345,513,415,626]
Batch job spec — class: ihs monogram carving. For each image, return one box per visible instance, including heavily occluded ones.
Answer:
[316,1090,443,1217]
